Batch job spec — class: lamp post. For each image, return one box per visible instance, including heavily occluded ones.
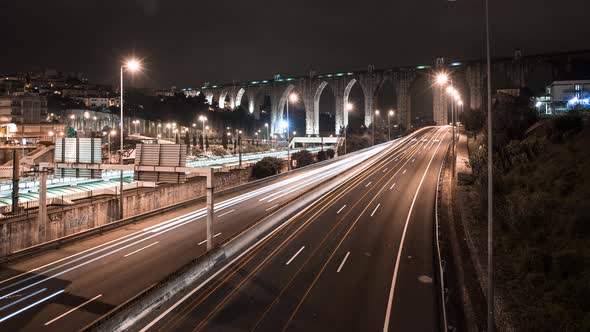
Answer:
[237,129,242,167]
[286,93,298,170]
[119,58,141,220]
[388,110,394,141]
[199,115,207,151]
[373,110,380,145]
[345,103,354,154]
[108,130,116,164]
[83,111,90,134]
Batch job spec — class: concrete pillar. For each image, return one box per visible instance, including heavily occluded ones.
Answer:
[364,94,374,127]
[335,96,344,135]
[395,72,415,131]
[466,64,485,111]
[38,170,48,243]
[206,167,214,251]
[433,85,448,125]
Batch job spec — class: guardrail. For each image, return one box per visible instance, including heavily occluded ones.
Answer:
[81,132,416,332]
[434,142,452,332]
[0,139,395,264]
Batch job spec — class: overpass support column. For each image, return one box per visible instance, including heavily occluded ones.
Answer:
[395,72,415,131]
[304,94,317,136]
[466,64,485,111]
[364,95,374,127]
[433,85,448,125]
[335,97,344,135]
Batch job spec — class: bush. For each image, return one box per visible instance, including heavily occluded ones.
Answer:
[291,149,314,168]
[317,150,328,161]
[326,148,335,159]
[252,157,282,179]
[209,146,227,157]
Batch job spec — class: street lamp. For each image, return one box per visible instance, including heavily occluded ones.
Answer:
[343,103,354,154]
[119,58,142,219]
[83,111,90,133]
[373,110,380,145]
[199,115,207,151]
[286,93,298,170]
[388,110,395,141]
[264,123,269,143]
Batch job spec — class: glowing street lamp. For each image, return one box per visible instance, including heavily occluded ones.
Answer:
[388,110,395,141]
[435,72,449,86]
[118,58,142,218]
[372,110,380,145]
[199,115,208,151]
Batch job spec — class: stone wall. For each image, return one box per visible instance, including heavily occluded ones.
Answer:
[0,167,254,256]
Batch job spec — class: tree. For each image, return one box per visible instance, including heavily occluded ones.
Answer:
[66,125,77,138]
[175,132,180,144]
[326,148,335,159]
[317,150,328,161]
[205,135,209,150]
[292,149,314,168]
[222,131,228,149]
[199,134,204,149]
[192,134,197,147]
[252,157,282,179]
[184,133,190,146]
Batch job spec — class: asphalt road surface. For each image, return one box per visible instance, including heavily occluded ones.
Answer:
[137,126,451,332]
[0,129,423,332]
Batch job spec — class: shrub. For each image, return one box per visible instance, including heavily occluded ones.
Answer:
[326,148,335,159]
[291,149,314,168]
[209,146,227,157]
[252,157,282,179]
[317,150,328,161]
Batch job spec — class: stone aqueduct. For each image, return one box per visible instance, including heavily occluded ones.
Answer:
[194,50,589,136]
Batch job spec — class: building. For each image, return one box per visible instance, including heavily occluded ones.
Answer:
[0,94,48,124]
[71,97,119,109]
[533,80,590,115]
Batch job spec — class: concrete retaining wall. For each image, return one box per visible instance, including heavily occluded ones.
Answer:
[0,167,254,256]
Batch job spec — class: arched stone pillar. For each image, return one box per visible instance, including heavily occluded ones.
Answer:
[466,64,485,111]
[311,81,328,136]
[218,91,228,108]
[394,71,416,131]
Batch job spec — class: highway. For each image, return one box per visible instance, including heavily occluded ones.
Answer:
[137,126,451,332]
[0,132,397,332]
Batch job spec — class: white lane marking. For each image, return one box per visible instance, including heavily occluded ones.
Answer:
[383,127,446,332]
[382,168,388,172]
[402,169,407,174]
[217,209,235,218]
[336,252,351,273]
[124,242,159,258]
[0,288,46,311]
[0,290,64,323]
[285,246,305,265]
[198,233,222,246]
[0,143,391,297]
[137,129,430,332]
[336,205,347,214]
[0,215,197,300]
[370,203,381,217]
[390,183,396,190]
[365,181,372,188]
[266,204,279,211]
[394,158,398,161]
[411,158,415,163]
[44,294,102,326]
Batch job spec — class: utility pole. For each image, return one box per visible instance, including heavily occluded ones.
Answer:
[485,0,495,330]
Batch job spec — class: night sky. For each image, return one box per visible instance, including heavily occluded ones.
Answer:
[2,0,588,88]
